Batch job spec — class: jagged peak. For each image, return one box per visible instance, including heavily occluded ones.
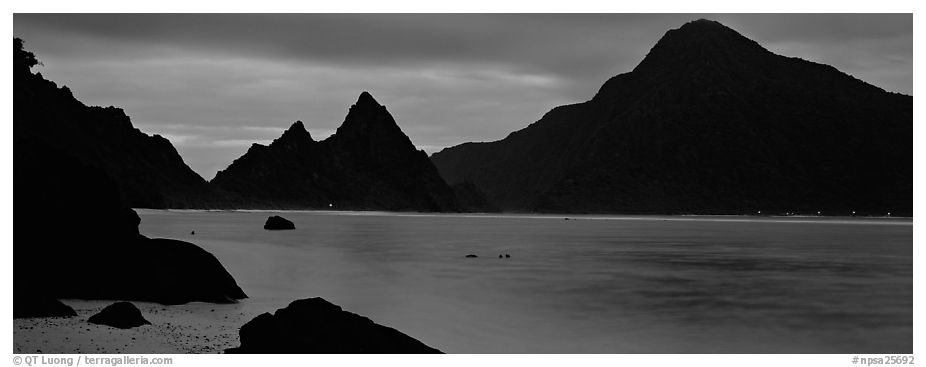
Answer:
[339,91,393,130]
[331,92,417,149]
[274,120,313,144]
[355,91,380,108]
[14,37,39,74]
[337,92,388,133]
[285,120,307,134]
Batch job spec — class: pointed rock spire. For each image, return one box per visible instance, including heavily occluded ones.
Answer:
[335,91,407,142]
[356,91,380,108]
[211,92,461,212]
[277,120,313,143]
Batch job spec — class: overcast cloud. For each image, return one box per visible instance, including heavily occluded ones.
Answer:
[13,14,912,179]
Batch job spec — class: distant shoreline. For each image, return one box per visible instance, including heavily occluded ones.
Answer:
[135,209,912,225]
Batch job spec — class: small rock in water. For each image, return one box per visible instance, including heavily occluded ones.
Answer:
[465,254,478,258]
[191,230,195,235]
[264,215,295,230]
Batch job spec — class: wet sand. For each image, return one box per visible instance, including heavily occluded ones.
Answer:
[13,300,256,354]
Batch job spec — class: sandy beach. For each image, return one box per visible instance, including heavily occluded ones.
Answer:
[14,300,257,354]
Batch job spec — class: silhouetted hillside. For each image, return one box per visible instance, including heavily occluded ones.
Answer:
[451,181,500,213]
[14,38,246,311]
[431,19,912,216]
[14,38,212,208]
[212,92,462,212]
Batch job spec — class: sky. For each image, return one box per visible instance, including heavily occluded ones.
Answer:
[13,14,913,180]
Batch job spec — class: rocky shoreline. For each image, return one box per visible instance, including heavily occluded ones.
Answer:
[15,298,441,354]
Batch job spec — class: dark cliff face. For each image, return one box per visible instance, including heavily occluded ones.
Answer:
[14,38,212,209]
[431,19,912,216]
[14,38,246,308]
[212,92,461,212]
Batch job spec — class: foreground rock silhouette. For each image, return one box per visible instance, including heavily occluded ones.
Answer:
[432,19,912,216]
[14,38,247,310]
[264,215,295,230]
[88,302,151,329]
[226,297,442,353]
[13,298,77,319]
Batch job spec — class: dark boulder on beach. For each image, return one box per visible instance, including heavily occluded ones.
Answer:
[264,215,295,230]
[130,238,249,305]
[14,137,248,305]
[226,297,442,353]
[13,297,77,319]
[88,302,151,329]
[14,145,248,304]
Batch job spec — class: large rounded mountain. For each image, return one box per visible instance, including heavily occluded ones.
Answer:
[431,19,912,216]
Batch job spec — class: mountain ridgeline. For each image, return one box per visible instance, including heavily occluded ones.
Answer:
[15,38,246,311]
[14,40,212,209]
[13,36,466,212]
[14,18,913,216]
[430,19,912,216]
[211,92,461,212]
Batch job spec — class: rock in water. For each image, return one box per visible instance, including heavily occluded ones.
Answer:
[88,302,151,329]
[14,297,77,319]
[264,215,295,230]
[226,297,442,353]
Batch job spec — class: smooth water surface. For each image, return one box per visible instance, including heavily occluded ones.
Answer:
[138,210,912,353]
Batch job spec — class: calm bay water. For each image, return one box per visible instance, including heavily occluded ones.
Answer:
[137,210,912,353]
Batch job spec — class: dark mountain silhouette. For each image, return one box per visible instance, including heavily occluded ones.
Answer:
[431,19,912,216]
[15,38,246,311]
[211,92,462,212]
[451,181,500,213]
[14,39,212,209]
